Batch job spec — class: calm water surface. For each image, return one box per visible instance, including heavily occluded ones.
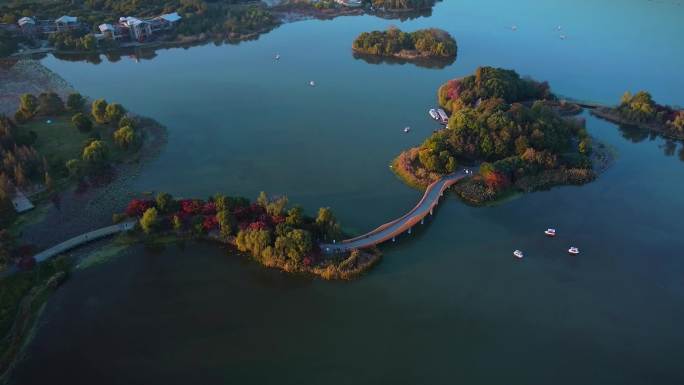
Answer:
[11,0,684,383]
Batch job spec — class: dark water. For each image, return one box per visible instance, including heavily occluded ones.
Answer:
[11,0,684,383]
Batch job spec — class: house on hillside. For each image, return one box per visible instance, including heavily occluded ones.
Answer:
[55,16,80,32]
[149,12,182,33]
[119,17,152,42]
[98,23,127,40]
[335,0,364,7]
[17,17,37,35]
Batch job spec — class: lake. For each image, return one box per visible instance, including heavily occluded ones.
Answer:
[10,0,684,383]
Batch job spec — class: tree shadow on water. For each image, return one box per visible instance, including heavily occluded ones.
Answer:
[352,51,455,70]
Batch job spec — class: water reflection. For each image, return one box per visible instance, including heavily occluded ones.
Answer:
[352,51,455,69]
[618,123,684,161]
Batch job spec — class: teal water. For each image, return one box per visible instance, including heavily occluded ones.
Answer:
[11,0,684,383]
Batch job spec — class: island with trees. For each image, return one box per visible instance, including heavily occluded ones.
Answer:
[591,91,684,140]
[353,27,456,66]
[392,66,599,205]
[120,191,380,280]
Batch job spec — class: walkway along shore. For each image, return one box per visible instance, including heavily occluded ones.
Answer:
[32,221,136,263]
[321,169,472,253]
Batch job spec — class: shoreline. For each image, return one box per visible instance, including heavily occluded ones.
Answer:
[591,107,684,141]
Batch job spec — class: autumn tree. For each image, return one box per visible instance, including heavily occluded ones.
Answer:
[82,140,108,166]
[91,99,108,124]
[140,207,159,234]
[113,125,136,148]
[105,103,126,124]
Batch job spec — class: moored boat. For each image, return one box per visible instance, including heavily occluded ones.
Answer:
[309,80,316,87]
[429,109,440,121]
[544,228,556,237]
[437,108,449,124]
[568,247,580,255]
[513,250,524,259]
[403,126,411,133]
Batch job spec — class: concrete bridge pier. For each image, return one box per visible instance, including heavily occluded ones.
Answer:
[392,237,396,242]
[421,218,424,225]
[408,227,412,235]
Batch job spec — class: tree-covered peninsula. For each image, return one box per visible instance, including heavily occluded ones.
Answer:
[121,192,380,280]
[393,66,596,204]
[353,27,456,61]
[592,91,684,140]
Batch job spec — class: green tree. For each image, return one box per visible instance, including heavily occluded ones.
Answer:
[257,191,269,207]
[0,175,16,227]
[82,140,108,165]
[81,34,97,50]
[214,194,230,212]
[65,158,83,179]
[140,207,159,234]
[19,93,38,118]
[71,112,92,132]
[578,138,592,155]
[113,125,136,148]
[216,209,236,237]
[235,229,272,258]
[266,195,288,217]
[37,92,64,115]
[155,192,174,213]
[119,116,135,129]
[66,93,85,111]
[172,215,183,231]
[91,99,108,124]
[316,207,341,241]
[275,229,312,265]
[105,103,126,124]
[285,206,303,227]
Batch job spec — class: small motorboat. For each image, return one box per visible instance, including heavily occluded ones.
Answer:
[403,126,411,133]
[544,228,556,237]
[437,108,449,124]
[557,25,562,31]
[560,34,567,40]
[513,250,524,259]
[275,53,280,60]
[568,247,580,255]
[429,109,440,121]
[309,80,316,87]
[511,25,518,31]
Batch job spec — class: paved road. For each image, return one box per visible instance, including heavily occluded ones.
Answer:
[33,221,136,263]
[321,169,471,253]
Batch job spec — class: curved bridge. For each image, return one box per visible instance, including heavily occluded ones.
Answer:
[321,169,471,253]
[33,221,136,263]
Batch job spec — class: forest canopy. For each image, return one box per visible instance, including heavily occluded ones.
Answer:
[353,27,456,58]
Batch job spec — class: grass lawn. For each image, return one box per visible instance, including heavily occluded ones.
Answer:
[15,113,132,178]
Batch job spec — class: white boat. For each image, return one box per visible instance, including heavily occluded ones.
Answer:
[275,53,280,60]
[437,108,449,124]
[568,247,580,255]
[403,126,411,133]
[513,250,524,259]
[560,34,566,40]
[544,228,556,237]
[429,109,440,121]
[557,25,562,31]
[511,25,518,31]
[309,80,316,87]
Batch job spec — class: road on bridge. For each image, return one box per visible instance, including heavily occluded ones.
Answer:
[320,169,471,253]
